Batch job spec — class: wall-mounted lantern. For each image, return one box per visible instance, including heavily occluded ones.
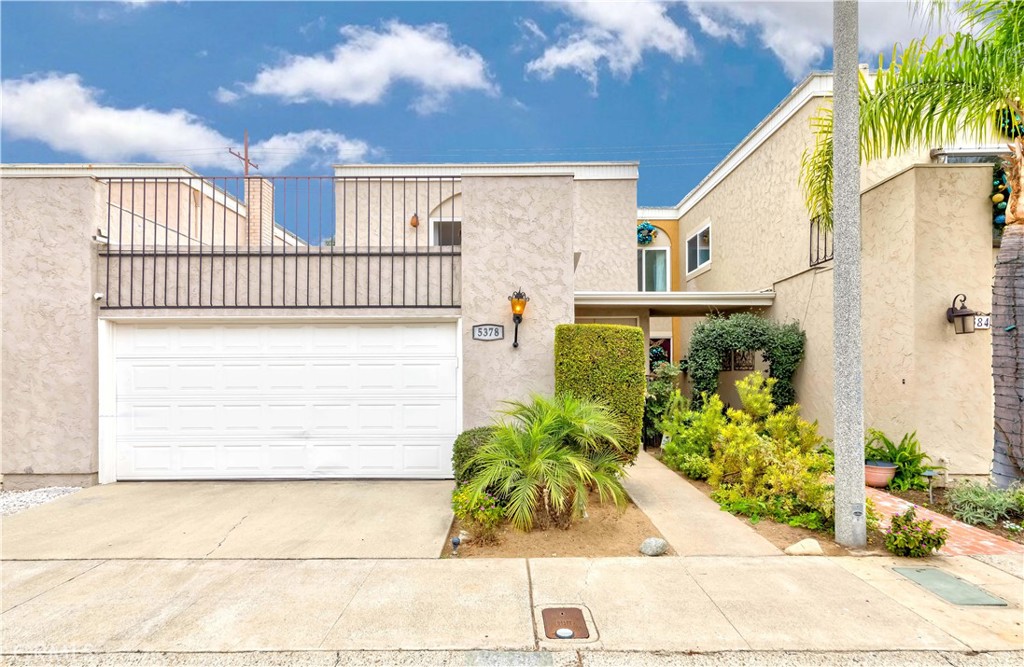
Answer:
[509,288,529,348]
[946,294,977,335]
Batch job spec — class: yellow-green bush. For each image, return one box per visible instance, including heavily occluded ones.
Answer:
[661,392,726,470]
[673,372,834,531]
[554,324,646,459]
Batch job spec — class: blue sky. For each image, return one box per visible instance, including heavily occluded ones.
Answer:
[1,1,932,204]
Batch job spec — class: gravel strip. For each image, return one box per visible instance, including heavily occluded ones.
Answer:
[0,486,82,516]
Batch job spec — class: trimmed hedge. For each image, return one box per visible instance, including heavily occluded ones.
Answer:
[554,323,646,459]
[452,426,497,485]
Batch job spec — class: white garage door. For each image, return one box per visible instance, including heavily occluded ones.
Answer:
[113,322,459,480]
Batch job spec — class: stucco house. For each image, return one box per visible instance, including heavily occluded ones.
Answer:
[636,71,1007,481]
[1,162,772,489]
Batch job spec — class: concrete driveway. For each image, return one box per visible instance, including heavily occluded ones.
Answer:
[1,480,454,559]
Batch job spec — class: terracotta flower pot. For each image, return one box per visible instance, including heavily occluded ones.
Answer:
[864,460,898,488]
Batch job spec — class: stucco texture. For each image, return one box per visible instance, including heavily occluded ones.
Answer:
[460,176,575,428]
[573,179,637,291]
[2,177,103,482]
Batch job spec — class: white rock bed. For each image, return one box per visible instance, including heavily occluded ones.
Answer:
[0,487,81,516]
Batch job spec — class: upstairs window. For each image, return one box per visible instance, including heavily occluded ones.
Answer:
[637,247,669,292]
[430,219,462,246]
[686,225,711,275]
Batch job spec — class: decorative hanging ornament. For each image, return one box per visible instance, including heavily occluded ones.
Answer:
[992,193,1006,203]
[637,220,658,245]
[410,213,420,228]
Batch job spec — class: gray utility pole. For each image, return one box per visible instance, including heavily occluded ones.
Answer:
[833,0,867,547]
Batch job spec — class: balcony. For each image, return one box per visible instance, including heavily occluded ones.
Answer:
[97,176,461,309]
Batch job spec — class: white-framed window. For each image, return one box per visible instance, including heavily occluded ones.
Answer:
[637,247,669,292]
[430,218,462,246]
[686,225,711,275]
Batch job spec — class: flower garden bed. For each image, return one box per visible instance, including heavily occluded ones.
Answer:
[442,491,673,558]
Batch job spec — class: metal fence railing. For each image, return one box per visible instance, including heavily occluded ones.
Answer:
[809,216,833,267]
[98,176,461,309]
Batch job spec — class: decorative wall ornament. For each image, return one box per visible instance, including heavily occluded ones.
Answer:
[733,349,756,371]
[637,220,659,245]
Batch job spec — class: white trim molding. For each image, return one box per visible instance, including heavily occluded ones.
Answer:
[574,290,774,315]
[334,162,639,181]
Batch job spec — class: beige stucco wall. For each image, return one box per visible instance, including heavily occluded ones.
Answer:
[460,175,576,428]
[2,169,636,485]
[1,177,104,486]
[335,179,462,249]
[573,179,638,291]
[676,160,993,477]
[104,179,250,246]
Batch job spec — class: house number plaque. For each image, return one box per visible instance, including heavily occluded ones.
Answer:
[472,324,504,341]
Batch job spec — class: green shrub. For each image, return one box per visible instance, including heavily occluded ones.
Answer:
[451,484,504,543]
[465,394,628,531]
[864,429,941,491]
[676,453,712,480]
[554,324,646,459]
[946,480,1018,527]
[661,392,726,468]
[452,427,497,485]
[644,362,682,447]
[884,507,948,557]
[686,313,806,408]
[692,372,834,529]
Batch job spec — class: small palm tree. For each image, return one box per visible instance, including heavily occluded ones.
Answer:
[465,395,628,531]
[500,393,627,456]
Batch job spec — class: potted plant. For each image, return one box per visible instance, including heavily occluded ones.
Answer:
[864,429,941,490]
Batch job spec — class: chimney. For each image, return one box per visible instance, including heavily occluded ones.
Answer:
[245,178,274,245]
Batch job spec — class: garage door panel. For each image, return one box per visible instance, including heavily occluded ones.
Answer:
[114,322,459,480]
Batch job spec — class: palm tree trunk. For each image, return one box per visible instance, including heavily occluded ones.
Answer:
[992,139,1024,486]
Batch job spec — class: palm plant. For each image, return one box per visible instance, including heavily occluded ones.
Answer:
[465,394,628,531]
[800,0,1024,485]
[500,393,628,457]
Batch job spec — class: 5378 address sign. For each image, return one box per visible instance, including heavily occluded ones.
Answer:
[472,324,504,341]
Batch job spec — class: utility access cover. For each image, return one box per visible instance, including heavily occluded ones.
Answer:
[893,567,1008,606]
[541,607,590,639]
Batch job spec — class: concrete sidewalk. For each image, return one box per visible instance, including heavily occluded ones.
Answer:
[3,555,1020,656]
[623,451,780,556]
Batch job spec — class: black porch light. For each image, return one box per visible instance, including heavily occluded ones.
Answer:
[946,294,977,335]
[509,288,529,348]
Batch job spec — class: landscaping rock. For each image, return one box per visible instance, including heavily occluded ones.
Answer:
[784,538,824,556]
[458,530,472,544]
[639,537,668,556]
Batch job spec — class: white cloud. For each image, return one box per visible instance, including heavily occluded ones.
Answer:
[517,17,548,42]
[236,21,497,114]
[685,1,948,80]
[214,86,241,104]
[1,73,373,172]
[525,1,695,91]
[249,130,374,172]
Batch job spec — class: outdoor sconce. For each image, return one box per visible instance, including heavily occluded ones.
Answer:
[509,288,529,348]
[946,294,977,335]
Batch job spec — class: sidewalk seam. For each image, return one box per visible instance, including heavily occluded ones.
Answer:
[526,559,539,650]
[833,563,974,653]
[1,559,107,615]
[317,561,378,649]
[685,564,753,651]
